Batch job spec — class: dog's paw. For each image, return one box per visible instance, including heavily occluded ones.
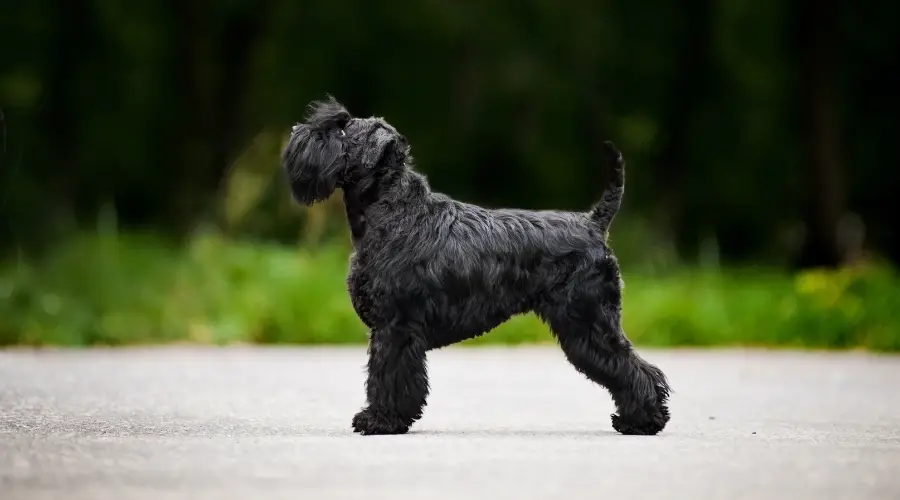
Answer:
[351,408,411,436]
[611,405,670,436]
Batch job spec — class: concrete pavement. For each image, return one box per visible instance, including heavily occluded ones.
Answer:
[1,346,899,499]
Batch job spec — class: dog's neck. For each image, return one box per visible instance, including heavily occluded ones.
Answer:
[341,165,430,247]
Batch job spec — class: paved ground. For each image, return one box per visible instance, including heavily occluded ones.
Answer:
[1,346,899,500]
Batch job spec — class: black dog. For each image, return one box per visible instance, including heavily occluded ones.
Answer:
[282,96,671,436]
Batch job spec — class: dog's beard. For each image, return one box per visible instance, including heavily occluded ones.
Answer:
[283,128,346,205]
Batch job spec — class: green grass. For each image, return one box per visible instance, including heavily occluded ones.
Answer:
[2,231,899,351]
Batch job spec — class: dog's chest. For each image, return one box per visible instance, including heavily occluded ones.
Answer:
[346,256,379,328]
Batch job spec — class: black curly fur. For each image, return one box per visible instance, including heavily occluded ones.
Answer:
[282,96,671,436]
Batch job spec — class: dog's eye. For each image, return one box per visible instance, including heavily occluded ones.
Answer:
[339,129,346,137]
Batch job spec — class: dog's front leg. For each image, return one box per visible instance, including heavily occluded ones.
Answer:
[352,327,429,435]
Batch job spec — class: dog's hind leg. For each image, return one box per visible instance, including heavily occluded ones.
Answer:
[538,271,671,435]
[553,323,670,435]
[352,326,429,435]
[542,308,671,435]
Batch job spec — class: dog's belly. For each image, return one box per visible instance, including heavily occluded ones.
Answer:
[423,290,533,349]
[427,317,511,350]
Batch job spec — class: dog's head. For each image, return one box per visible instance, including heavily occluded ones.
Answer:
[281,96,410,205]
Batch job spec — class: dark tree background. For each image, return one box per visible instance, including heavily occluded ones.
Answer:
[2,0,898,269]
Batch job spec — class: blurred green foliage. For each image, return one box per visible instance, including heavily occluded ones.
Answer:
[2,231,898,351]
[1,0,899,267]
[2,1,899,349]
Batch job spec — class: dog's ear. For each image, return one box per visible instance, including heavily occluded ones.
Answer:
[282,125,344,205]
[363,128,405,170]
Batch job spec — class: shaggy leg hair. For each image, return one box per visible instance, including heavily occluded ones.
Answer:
[282,96,671,436]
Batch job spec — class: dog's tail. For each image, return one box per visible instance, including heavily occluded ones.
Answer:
[589,141,626,240]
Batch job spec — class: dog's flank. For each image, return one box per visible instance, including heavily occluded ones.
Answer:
[589,141,626,241]
[282,96,671,437]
